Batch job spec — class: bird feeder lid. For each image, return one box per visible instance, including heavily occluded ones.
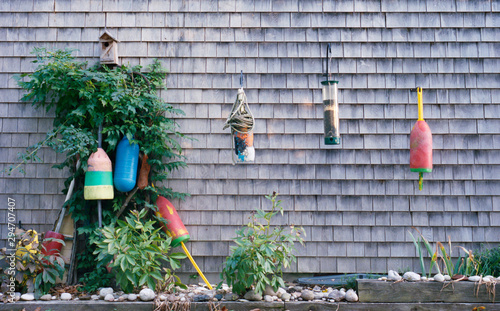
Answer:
[99,30,119,43]
[321,80,339,85]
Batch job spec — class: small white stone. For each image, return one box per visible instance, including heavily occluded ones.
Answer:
[128,294,138,301]
[40,294,52,301]
[60,293,72,300]
[276,287,287,298]
[345,289,358,302]
[301,290,314,301]
[421,276,427,281]
[99,288,114,299]
[469,275,481,282]
[281,293,291,301]
[159,294,167,301]
[403,272,421,282]
[20,293,34,301]
[180,297,186,302]
[388,270,402,281]
[328,289,345,302]
[139,288,156,301]
[434,273,445,282]
[91,295,99,300]
[104,294,114,302]
[444,275,451,281]
[483,276,494,282]
[264,295,273,302]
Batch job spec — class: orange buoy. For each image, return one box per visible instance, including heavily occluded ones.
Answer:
[137,154,150,190]
[155,196,190,247]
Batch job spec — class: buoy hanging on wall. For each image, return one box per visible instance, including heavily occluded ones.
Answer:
[114,136,139,192]
[137,153,150,190]
[155,196,212,289]
[410,87,432,190]
[155,196,190,247]
[84,148,114,200]
[223,71,255,164]
[322,43,340,145]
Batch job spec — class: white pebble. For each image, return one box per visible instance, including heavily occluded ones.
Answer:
[345,289,358,302]
[104,294,114,302]
[434,273,445,282]
[388,270,402,281]
[99,287,114,299]
[128,294,138,301]
[20,293,34,301]
[60,293,72,300]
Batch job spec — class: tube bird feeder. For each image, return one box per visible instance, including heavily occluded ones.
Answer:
[322,44,340,145]
[410,87,432,190]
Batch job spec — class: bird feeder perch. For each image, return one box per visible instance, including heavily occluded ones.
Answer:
[99,31,119,66]
[322,44,340,145]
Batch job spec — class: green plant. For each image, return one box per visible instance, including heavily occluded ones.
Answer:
[454,247,479,276]
[10,48,188,289]
[93,209,186,293]
[437,240,454,276]
[221,192,305,296]
[1,231,65,295]
[473,246,500,277]
[408,229,440,277]
[78,267,113,293]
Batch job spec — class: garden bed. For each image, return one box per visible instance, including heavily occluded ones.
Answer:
[1,301,499,311]
[358,279,499,303]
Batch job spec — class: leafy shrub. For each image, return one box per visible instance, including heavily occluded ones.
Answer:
[78,267,113,293]
[11,48,188,289]
[93,209,186,293]
[1,230,65,295]
[221,192,305,295]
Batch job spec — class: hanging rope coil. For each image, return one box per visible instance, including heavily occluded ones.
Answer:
[223,88,255,164]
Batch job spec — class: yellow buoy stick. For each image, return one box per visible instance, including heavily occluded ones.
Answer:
[180,241,213,290]
[417,87,423,121]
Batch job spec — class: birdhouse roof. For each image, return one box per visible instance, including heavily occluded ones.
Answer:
[99,30,119,42]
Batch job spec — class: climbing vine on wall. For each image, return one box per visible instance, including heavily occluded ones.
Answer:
[10,48,188,286]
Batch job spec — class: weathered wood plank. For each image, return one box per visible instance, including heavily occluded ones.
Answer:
[358,279,500,303]
[285,302,500,311]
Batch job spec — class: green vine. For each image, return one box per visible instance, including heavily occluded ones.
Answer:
[11,48,188,289]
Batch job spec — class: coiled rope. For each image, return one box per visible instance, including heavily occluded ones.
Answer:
[223,88,255,164]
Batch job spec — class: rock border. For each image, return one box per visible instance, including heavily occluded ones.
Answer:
[1,301,499,311]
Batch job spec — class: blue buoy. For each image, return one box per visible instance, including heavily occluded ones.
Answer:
[114,136,139,192]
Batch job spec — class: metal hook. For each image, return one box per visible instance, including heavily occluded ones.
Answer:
[325,43,332,80]
[240,70,243,88]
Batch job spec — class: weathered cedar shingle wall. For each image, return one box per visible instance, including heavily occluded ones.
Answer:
[1,0,499,278]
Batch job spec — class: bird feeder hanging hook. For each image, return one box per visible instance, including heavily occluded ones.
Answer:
[325,43,331,81]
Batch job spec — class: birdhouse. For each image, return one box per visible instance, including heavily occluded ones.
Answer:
[99,31,119,66]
